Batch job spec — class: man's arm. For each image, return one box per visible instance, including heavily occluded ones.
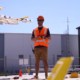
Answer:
[31,36,41,41]
[31,31,41,41]
[45,36,51,40]
[42,29,51,40]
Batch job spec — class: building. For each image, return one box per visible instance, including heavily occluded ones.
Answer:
[0,33,79,73]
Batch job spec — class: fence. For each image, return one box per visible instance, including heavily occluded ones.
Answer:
[0,56,80,74]
[29,55,55,72]
[0,57,29,74]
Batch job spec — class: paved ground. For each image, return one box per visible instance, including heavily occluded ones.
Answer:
[0,73,80,80]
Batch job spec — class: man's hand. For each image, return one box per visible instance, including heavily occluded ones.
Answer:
[35,36,41,39]
[41,36,46,39]
[31,35,51,41]
[41,36,51,40]
[31,36,41,41]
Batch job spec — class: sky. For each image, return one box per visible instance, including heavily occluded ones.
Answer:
[0,0,80,34]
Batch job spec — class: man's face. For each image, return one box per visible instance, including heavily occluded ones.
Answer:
[37,19,44,26]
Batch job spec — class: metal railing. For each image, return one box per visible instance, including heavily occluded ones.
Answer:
[0,55,80,73]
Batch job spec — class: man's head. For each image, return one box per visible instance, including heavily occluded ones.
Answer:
[37,15,44,26]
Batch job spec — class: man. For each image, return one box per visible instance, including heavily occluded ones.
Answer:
[31,15,51,79]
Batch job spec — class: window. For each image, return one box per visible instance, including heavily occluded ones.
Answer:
[19,55,24,59]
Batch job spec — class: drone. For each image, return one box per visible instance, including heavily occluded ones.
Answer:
[0,6,32,25]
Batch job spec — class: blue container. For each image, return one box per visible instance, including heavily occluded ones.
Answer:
[28,73,33,75]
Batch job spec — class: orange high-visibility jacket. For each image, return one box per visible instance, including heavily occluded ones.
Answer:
[33,27,49,47]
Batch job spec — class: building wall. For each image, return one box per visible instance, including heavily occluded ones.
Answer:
[48,34,61,64]
[2,33,79,72]
[69,35,79,65]
[61,35,79,65]
[61,35,68,57]
[0,34,4,72]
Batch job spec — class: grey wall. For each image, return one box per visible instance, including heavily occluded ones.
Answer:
[4,33,35,72]
[61,35,68,57]
[61,35,79,65]
[48,34,61,64]
[4,34,62,71]
[4,34,29,72]
[69,35,79,65]
[4,33,79,72]
[0,34,4,72]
